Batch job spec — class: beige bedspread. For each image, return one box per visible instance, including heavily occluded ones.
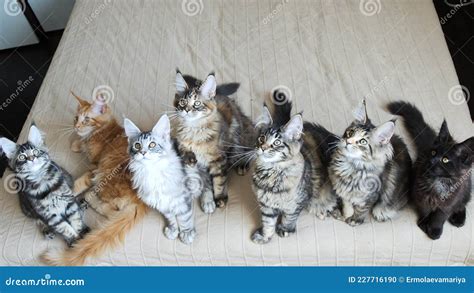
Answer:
[1,0,472,265]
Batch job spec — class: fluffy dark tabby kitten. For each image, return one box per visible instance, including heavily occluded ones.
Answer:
[251,97,332,244]
[173,70,255,213]
[388,101,473,240]
[0,125,89,246]
[313,101,412,226]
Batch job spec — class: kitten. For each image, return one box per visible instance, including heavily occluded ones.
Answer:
[42,89,148,266]
[124,115,201,244]
[388,101,473,240]
[250,97,333,244]
[173,70,256,212]
[321,101,412,226]
[0,125,89,246]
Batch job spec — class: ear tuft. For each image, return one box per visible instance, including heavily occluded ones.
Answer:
[283,114,303,140]
[199,74,217,99]
[123,118,141,138]
[28,125,44,147]
[353,100,368,124]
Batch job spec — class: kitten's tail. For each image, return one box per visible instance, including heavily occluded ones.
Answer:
[386,101,436,151]
[271,87,293,128]
[303,122,339,166]
[41,201,148,266]
[216,83,240,96]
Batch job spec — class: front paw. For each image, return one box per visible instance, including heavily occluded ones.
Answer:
[276,224,295,238]
[418,219,443,240]
[251,228,272,244]
[200,198,216,214]
[345,216,364,226]
[331,208,345,221]
[71,140,82,153]
[179,229,196,244]
[183,152,197,166]
[448,209,466,227]
[164,226,179,240]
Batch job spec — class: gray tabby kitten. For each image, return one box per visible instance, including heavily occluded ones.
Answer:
[328,101,411,225]
[0,125,89,246]
[124,115,198,244]
[251,99,331,244]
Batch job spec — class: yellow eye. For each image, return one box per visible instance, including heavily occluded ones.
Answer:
[431,150,436,156]
[442,157,449,164]
[273,139,281,146]
[149,142,156,149]
[258,135,265,144]
[18,154,26,161]
[359,139,367,145]
[134,142,141,150]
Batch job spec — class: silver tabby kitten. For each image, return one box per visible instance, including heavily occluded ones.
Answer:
[0,125,89,246]
[251,98,332,244]
[124,115,199,244]
[329,101,412,226]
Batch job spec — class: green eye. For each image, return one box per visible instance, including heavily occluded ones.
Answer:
[431,150,437,156]
[273,139,281,146]
[442,157,449,164]
[359,139,367,145]
[134,142,141,150]
[149,142,156,149]
[18,154,26,161]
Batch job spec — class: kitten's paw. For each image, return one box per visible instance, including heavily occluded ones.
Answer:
[183,152,197,166]
[251,229,272,244]
[200,199,216,214]
[331,209,345,221]
[164,226,179,240]
[43,229,55,240]
[448,209,466,227]
[179,229,196,245]
[236,165,249,176]
[214,196,228,208]
[346,216,364,226]
[372,206,396,222]
[70,140,82,153]
[418,220,443,240]
[276,224,295,238]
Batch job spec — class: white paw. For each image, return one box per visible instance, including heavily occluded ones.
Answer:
[164,226,179,240]
[179,229,196,244]
[251,229,272,244]
[372,206,396,222]
[200,199,216,214]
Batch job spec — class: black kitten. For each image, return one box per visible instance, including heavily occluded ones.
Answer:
[388,102,473,240]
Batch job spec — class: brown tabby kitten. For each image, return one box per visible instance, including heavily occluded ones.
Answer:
[42,90,148,266]
[173,70,255,212]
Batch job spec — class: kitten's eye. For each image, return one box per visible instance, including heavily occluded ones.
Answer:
[133,142,142,150]
[258,135,265,144]
[18,154,26,161]
[346,130,354,137]
[179,99,186,107]
[273,139,281,146]
[33,149,39,156]
[442,157,449,164]
[83,117,90,124]
[194,101,202,107]
[149,142,156,149]
[431,150,437,156]
[359,139,367,145]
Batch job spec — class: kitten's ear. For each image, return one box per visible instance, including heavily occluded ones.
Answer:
[199,73,217,99]
[282,114,303,140]
[455,137,474,164]
[71,91,90,108]
[372,121,395,145]
[0,137,17,159]
[437,120,453,143]
[152,114,171,140]
[176,70,188,96]
[255,106,273,129]
[353,100,368,124]
[123,118,141,138]
[28,125,44,147]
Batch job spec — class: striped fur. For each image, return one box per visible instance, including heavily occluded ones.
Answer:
[0,125,88,246]
[172,70,256,212]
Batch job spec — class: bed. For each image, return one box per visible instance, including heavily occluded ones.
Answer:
[1,0,472,266]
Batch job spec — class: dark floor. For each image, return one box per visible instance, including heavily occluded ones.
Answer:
[0,1,473,176]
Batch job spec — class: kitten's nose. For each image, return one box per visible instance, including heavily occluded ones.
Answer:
[140,151,147,156]
[27,156,35,161]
